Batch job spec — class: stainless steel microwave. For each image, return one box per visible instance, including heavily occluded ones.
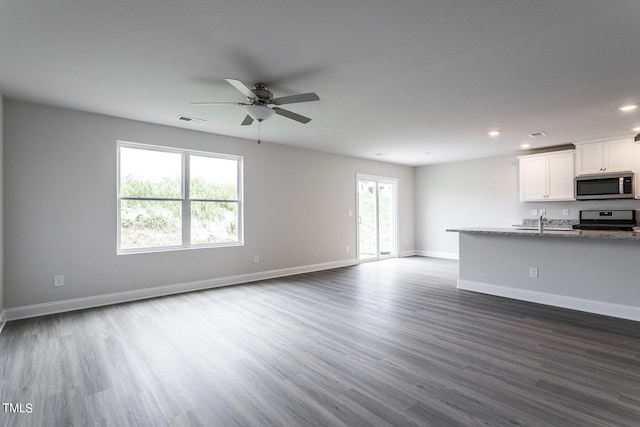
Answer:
[575,171,634,200]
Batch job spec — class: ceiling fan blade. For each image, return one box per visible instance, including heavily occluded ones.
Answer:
[272,92,320,105]
[191,101,247,106]
[272,107,312,124]
[241,115,254,126]
[225,78,256,99]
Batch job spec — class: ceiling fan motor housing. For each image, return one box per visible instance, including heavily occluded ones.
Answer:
[251,84,273,102]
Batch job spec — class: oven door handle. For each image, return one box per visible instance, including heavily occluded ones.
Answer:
[619,177,624,194]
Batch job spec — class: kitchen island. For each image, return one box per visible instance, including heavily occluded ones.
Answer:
[447,227,640,321]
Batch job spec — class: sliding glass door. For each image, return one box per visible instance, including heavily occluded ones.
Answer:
[357,174,398,261]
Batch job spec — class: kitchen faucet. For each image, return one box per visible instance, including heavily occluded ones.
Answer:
[538,213,547,233]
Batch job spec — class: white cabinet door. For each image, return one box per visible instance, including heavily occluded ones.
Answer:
[575,142,604,175]
[604,138,635,172]
[547,151,575,200]
[519,155,546,201]
[519,150,575,202]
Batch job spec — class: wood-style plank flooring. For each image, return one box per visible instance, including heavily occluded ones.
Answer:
[1,256,639,426]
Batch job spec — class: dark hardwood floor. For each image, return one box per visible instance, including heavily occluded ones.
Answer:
[1,256,639,426]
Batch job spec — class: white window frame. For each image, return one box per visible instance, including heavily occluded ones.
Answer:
[117,141,244,254]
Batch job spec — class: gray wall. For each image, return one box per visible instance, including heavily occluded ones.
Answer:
[0,93,3,316]
[3,99,415,309]
[415,155,521,258]
[416,153,640,258]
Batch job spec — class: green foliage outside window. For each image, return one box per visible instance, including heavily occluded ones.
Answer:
[120,176,239,249]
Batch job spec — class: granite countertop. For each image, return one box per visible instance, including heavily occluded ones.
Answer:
[446,227,640,241]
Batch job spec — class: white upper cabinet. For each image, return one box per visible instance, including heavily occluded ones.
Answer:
[547,152,575,200]
[519,155,546,201]
[519,149,575,202]
[575,138,636,175]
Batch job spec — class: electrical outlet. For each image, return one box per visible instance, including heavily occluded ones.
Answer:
[563,208,570,216]
[539,209,546,216]
[253,255,260,264]
[345,245,350,253]
[54,275,64,287]
[529,267,539,279]
[531,209,538,217]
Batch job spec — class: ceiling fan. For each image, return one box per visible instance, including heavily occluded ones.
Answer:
[192,78,320,126]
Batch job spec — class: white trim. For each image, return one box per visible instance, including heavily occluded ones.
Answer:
[4,259,358,322]
[457,279,640,322]
[398,250,417,257]
[415,250,459,260]
[571,134,635,146]
[0,310,6,334]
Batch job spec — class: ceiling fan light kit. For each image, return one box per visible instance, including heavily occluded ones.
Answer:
[245,104,275,122]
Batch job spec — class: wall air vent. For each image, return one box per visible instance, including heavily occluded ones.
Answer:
[528,131,547,138]
[177,115,206,124]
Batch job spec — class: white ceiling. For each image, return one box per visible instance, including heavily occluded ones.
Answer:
[1,1,639,166]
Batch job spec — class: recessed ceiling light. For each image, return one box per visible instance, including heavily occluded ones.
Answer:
[488,130,501,136]
[633,127,640,132]
[520,143,531,148]
[618,104,638,112]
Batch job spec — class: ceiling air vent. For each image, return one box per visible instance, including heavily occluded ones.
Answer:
[177,115,206,124]
[528,131,547,138]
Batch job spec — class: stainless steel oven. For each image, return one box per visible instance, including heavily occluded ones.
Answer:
[573,210,637,231]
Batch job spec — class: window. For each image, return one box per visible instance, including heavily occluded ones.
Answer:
[117,142,243,253]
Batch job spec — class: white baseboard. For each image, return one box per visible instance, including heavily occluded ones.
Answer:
[398,250,417,257]
[415,250,459,260]
[4,259,359,322]
[458,279,640,322]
